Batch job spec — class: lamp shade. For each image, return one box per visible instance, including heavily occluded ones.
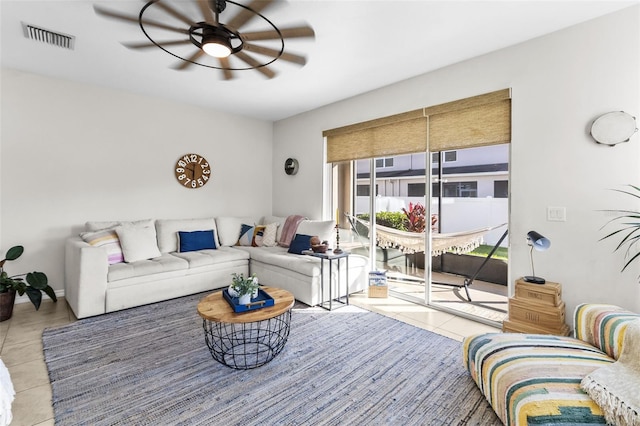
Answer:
[527,231,550,251]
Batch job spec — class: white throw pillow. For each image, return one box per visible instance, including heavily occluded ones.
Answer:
[115,225,161,263]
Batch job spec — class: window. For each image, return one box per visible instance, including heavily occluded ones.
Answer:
[443,151,457,162]
[357,184,378,196]
[375,157,394,168]
[432,183,440,197]
[431,152,439,163]
[443,181,477,197]
[408,183,425,197]
[494,180,508,198]
[357,185,370,196]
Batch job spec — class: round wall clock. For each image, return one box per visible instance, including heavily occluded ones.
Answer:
[284,158,299,175]
[174,153,211,188]
[590,111,638,146]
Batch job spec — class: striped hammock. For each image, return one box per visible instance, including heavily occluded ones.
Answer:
[350,216,506,257]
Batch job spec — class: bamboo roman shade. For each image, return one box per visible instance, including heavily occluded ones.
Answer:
[324,88,511,162]
[428,92,511,152]
[324,110,428,163]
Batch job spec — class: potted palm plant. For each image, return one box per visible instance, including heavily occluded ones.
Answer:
[600,184,640,275]
[0,245,57,321]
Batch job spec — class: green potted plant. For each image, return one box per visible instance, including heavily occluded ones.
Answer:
[228,273,260,305]
[0,245,57,321]
[600,184,640,275]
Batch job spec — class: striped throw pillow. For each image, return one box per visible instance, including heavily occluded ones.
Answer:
[80,229,124,265]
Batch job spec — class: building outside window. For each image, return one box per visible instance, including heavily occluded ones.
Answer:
[357,184,379,196]
[443,151,457,162]
[408,183,426,197]
[432,151,458,164]
[443,181,477,197]
[494,180,508,198]
[375,157,394,168]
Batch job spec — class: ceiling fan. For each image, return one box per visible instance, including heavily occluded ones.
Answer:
[94,0,315,80]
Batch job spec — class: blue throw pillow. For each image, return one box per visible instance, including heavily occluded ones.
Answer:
[178,230,217,252]
[288,234,313,255]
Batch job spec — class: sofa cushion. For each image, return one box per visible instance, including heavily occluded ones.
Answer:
[215,216,262,247]
[297,220,335,243]
[115,224,161,263]
[234,246,321,277]
[79,229,124,265]
[288,234,313,255]
[178,230,216,252]
[85,219,154,232]
[172,246,250,269]
[156,218,219,253]
[108,253,188,282]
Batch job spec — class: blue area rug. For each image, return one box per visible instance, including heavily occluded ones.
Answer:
[42,292,500,425]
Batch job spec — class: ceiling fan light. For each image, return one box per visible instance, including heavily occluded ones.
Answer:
[202,33,232,58]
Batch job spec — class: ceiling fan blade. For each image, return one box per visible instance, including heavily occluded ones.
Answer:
[196,0,216,24]
[123,39,191,49]
[241,25,315,42]
[218,57,234,80]
[94,6,189,35]
[225,0,275,30]
[173,49,206,70]
[234,51,276,79]
[153,1,195,26]
[243,43,306,66]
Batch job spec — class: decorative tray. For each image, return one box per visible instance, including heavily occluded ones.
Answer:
[222,288,275,313]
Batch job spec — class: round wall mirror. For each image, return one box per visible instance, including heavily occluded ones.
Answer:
[590,111,637,146]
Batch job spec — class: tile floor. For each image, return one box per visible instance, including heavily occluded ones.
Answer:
[1,294,500,426]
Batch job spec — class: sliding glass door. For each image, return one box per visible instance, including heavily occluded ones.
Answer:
[333,144,509,325]
[324,89,512,325]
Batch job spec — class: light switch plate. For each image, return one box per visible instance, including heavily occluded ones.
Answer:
[547,206,566,222]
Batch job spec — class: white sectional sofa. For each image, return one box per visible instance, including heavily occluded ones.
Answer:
[64,215,369,319]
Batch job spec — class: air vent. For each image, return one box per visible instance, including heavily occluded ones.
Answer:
[22,22,75,50]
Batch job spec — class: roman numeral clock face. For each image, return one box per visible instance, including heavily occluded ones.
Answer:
[174,153,211,189]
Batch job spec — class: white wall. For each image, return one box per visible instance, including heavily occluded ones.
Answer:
[273,7,640,314]
[1,69,273,293]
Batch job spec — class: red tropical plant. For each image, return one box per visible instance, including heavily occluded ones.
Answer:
[402,202,426,233]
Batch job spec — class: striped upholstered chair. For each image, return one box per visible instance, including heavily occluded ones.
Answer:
[463,304,640,426]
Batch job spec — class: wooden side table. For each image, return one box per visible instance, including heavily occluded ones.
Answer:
[197,287,295,369]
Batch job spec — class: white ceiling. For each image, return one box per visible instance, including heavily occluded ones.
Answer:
[1,0,637,121]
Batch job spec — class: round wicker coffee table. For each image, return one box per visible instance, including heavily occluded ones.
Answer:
[197,286,295,370]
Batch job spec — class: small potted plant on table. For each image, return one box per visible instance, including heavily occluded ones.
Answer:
[228,273,260,305]
[0,245,57,321]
